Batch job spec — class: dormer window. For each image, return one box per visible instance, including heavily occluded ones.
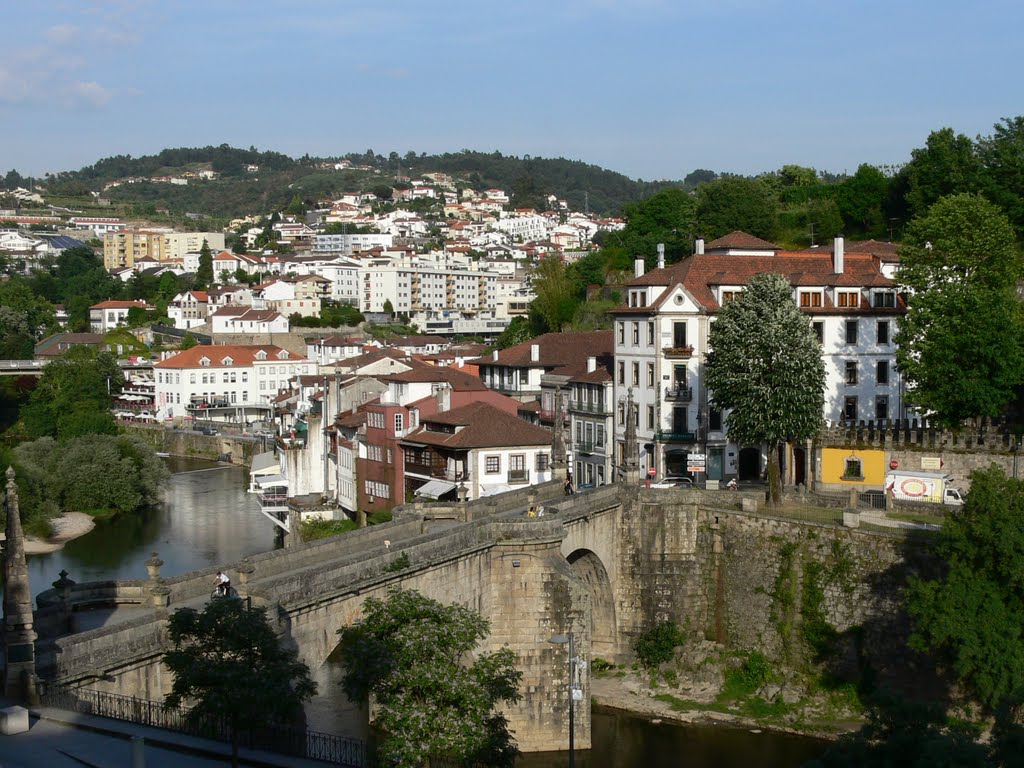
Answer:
[836,290,860,308]
[799,290,823,308]
[221,356,234,366]
[277,350,289,359]
[255,350,267,360]
[722,290,743,305]
[199,356,210,367]
[872,291,896,308]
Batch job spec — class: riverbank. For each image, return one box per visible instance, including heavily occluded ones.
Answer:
[0,512,97,555]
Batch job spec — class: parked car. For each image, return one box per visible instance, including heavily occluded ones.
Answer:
[199,426,219,436]
[650,476,694,489]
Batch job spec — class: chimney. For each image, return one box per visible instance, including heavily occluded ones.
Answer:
[634,257,645,278]
[530,343,540,363]
[492,349,498,361]
[833,236,845,274]
[587,356,597,373]
[656,243,665,270]
[695,238,705,255]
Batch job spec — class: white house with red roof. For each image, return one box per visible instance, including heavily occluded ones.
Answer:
[153,344,314,420]
[611,234,905,487]
[210,306,289,335]
[168,291,209,330]
[89,300,154,333]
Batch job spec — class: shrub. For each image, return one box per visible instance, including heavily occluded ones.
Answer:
[632,621,686,670]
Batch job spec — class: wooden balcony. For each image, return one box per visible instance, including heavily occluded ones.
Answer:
[662,346,695,359]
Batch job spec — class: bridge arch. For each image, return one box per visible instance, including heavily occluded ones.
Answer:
[565,548,616,659]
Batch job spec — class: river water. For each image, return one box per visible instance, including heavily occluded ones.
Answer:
[18,456,825,767]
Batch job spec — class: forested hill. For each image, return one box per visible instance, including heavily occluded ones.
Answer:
[27,145,684,218]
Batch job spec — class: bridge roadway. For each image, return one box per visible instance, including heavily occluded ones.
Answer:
[0,358,153,375]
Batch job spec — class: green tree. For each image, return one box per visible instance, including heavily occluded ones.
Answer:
[836,164,889,235]
[21,347,123,439]
[602,188,696,268]
[530,254,576,332]
[338,589,522,768]
[977,115,1024,237]
[180,332,198,350]
[902,128,982,221]
[894,194,1024,427]
[195,238,213,289]
[382,298,394,316]
[494,316,533,349]
[696,176,779,241]
[908,466,1024,710]
[164,599,317,768]
[705,273,825,503]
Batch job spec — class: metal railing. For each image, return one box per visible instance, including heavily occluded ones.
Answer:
[508,469,530,483]
[664,385,693,402]
[568,400,610,415]
[39,684,367,767]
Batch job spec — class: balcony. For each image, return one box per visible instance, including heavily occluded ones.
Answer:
[568,400,610,415]
[663,346,695,359]
[575,441,607,455]
[655,431,697,443]
[538,409,568,422]
[664,386,693,402]
[404,460,467,482]
[508,468,530,484]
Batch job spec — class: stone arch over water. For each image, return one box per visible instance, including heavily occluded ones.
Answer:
[566,548,616,660]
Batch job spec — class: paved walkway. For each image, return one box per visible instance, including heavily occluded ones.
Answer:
[0,700,336,767]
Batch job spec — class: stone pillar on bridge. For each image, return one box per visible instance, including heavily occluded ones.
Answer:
[2,467,39,704]
[620,388,641,485]
[550,386,568,483]
[486,519,592,753]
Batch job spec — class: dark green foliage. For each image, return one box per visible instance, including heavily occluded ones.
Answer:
[180,332,198,350]
[895,194,1024,427]
[977,116,1024,238]
[338,589,522,768]
[530,255,576,332]
[836,164,890,236]
[494,316,533,349]
[695,176,779,241]
[632,621,686,670]
[901,128,982,222]
[165,599,317,768]
[194,239,213,289]
[908,466,1024,709]
[722,651,774,699]
[21,346,123,440]
[601,188,696,267]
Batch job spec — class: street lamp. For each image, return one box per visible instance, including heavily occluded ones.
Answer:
[548,633,582,768]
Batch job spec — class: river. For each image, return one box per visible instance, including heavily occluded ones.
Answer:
[17,456,825,767]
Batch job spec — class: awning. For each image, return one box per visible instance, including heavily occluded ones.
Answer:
[255,474,289,489]
[479,484,512,498]
[414,479,456,499]
[250,451,278,475]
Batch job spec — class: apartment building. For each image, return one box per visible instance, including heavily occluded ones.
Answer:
[102,229,224,269]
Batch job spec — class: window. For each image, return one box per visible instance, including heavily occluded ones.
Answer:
[842,457,863,480]
[596,424,605,447]
[618,361,625,384]
[242,372,248,383]
[845,320,858,344]
[510,454,526,477]
[647,363,655,387]
[536,453,549,471]
[647,405,655,430]
[617,322,625,345]
[877,321,890,345]
[394,414,404,435]
[799,291,823,308]
[836,290,859,308]
[813,321,824,343]
[673,322,687,348]
[485,455,500,473]
[873,291,896,308]
[709,407,722,431]
[519,369,527,384]
[877,360,890,385]
[632,362,640,386]
[722,290,743,304]
[617,402,625,426]
[647,322,655,345]
[843,396,858,421]
[189,373,196,384]
[845,361,858,385]
[875,396,889,420]
[222,372,229,383]
[632,322,640,345]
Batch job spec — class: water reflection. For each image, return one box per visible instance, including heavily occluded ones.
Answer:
[21,456,278,598]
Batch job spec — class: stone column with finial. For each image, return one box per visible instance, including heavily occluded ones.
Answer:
[52,570,76,634]
[236,559,255,600]
[550,385,568,482]
[145,552,170,609]
[620,388,641,485]
[2,467,39,703]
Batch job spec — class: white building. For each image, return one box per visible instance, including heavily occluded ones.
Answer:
[153,344,314,420]
[612,233,905,486]
[164,232,225,260]
[313,232,394,255]
[167,291,209,330]
[210,306,289,335]
[89,300,153,333]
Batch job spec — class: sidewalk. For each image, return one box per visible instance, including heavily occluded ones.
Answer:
[0,700,335,767]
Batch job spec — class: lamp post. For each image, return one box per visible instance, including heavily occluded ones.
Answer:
[548,633,579,767]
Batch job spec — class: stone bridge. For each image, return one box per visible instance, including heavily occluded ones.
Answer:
[30,482,911,753]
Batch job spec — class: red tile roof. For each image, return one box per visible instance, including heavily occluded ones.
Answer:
[704,231,779,251]
[155,345,306,368]
[471,330,612,375]
[379,366,486,391]
[90,300,153,310]
[403,402,551,449]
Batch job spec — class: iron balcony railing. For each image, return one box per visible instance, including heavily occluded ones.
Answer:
[568,400,611,415]
[508,468,530,484]
[662,345,695,359]
[664,386,693,402]
[655,430,697,443]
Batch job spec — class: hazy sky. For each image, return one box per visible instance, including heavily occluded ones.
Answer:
[3,1,1021,180]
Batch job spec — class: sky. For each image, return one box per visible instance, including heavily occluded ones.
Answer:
[2,0,1022,181]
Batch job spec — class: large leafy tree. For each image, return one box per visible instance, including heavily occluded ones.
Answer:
[695,176,779,241]
[338,589,522,768]
[601,188,696,267]
[21,346,123,439]
[836,164,890,236]
[530,254,576,332]
[977,115,1024,238]
[901,128,982,221]
[908,466,1024,711]
[705,272,825,503]
[894,194,1024,428]
[164,599,317,768]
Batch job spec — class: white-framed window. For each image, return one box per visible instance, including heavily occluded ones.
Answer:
[394,413,404,433]
[485,455,500,473]
[799,290,823,308]
[836,290,859,308]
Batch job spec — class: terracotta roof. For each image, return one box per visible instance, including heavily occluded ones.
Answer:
[90,300,153,310]
[378,366,486,391]
[386,335,449,347]
[403,402,551,449]
[34,332,104,357]
[704,231,779,251]
[155,344,306,368]
[470,330,613,372]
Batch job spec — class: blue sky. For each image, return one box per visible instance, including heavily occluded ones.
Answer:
[2,1,1021,181]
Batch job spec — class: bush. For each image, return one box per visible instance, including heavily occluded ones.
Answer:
[300,517,357,541]
[632,621,686,670]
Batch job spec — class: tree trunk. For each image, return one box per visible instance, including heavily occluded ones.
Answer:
[767,442,782,507]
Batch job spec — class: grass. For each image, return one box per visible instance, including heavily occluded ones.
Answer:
[887,511,945,525]
[300,517,357,541]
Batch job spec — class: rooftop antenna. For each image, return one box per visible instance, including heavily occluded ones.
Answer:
[808,222,816,247]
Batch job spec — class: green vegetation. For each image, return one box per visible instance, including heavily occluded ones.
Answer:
[299,517,357,540]
[164,598,317,768]
[705,273,826,503]
[337,589,522,767]
[22,347,123,440]
[632,621,687,670]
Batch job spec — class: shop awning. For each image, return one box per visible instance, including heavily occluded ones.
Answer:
[415,479,456,499]
[250,451,278,476]
[255,474,289,489]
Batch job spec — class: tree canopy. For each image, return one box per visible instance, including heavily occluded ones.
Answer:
[894,194,1024,427]
[21,346,123,440]
[705,272,825,501]
[165,599,316,767]
[337,589,522,768]
[695,176,779,241]
[529,254,576,333]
